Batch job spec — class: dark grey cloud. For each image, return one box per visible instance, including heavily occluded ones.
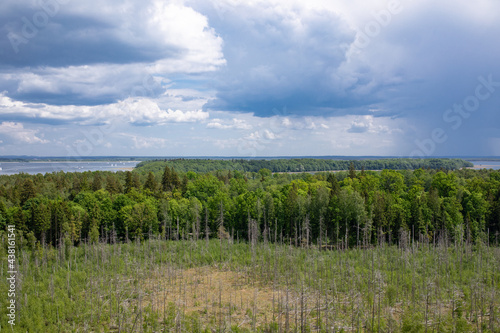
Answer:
[8,91,113,106]
[191,2,375,117]
[0,112,84,126]
[0,12,173,68]
[367,4,500,156]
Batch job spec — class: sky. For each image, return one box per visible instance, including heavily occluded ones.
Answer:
[0,0,499,157]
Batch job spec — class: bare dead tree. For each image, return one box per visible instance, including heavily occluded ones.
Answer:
[205,207,210,246]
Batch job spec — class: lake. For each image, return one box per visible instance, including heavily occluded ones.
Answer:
[0,161,140,175]
[469,160,500,170]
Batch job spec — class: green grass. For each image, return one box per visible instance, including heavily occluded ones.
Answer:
[1,239,499,332]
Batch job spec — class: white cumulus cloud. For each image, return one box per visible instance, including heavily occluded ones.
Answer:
[0,122,49,144]
[206,118,252,130]
[0,93,209,125]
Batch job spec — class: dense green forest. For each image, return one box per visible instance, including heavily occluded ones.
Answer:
[0,158,498,248]
[135,158,473,174]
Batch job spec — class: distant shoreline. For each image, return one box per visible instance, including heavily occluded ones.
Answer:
[468,164,500,169]
[115,167,135,171]
[0,160,139,164]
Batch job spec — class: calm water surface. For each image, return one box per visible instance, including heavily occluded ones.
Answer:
[469,161,500,170]
[0,161,140,175]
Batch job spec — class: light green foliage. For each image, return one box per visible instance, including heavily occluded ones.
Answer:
[119,198,158,240]
[462,190,488,240]
[431,171,458,197]
[380,169,406,194]
[89,223,99,243]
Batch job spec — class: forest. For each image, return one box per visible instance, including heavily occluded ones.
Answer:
[0,158,496,247]
[1,158,499,332]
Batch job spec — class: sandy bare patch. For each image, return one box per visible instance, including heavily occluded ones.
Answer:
[141,266,326,330]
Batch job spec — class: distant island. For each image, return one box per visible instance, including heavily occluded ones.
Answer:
[135,157,473,174]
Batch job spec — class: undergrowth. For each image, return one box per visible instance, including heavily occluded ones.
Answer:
[0,238,499,332]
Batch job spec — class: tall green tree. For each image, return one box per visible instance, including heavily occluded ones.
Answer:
[124,171,134,194]
[119,199,158,241]
[105,174,122,194]
[349,162,356,179]
[144,172,158,193]
[170,167,181,190]
[23,197,51,244]
[336,188,366,247]
[327,173,340,196]
[462,190,487,241]
[92,172,102,192]
[20,178,36,206]
[161,165,171,191]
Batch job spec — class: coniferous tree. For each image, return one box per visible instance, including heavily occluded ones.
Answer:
[132,173,141,190]
[124,171,133,194]
[78,173,90,192]
[92,172,102,192]
[105,174,121,194]
[144,172,157,192]
[349,161,357,179]
[170,167,180,190]
[327,173,340,196]
[162,165,171,191]
[20,178,36,206]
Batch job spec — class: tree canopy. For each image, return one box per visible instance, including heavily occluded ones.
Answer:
[0,159,498,248]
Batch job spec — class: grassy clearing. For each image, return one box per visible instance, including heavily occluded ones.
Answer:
[1,238,499,332]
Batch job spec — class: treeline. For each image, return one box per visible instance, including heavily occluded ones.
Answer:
[135,158,473,174]
[0,165,498,249]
